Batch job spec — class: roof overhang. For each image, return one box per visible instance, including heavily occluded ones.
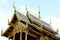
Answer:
[1,26,14,37]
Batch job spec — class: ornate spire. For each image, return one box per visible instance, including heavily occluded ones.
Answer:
[56,28,59,33]
[1,29,3,36]
[50,19,51,24]
[38,7,41,19]
[25,5,28,17]
[13,2,16,12]
[8,19,9,25]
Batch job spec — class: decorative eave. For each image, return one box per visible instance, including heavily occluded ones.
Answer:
[1,26,14,37]
[2,20,60,39]
[28,23,60,39]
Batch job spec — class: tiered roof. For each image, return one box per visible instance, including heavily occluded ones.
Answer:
[1,8,60,39]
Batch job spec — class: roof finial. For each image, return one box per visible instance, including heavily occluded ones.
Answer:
[13,2,15,9]
[56,28,59,33]
[8,19,9,25]
[1,29,3,36]
[50,19,51,24]
[38,6,41,19]
[25,5,28,16]
[13,2,16,12]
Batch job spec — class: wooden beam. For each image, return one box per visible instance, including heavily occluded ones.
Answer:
[20,31,22,40]
[32,24,59,39]
[45,36,49,40]
[28,33,37,38]
[32,24,53,35]
[34,21,57,34]
[29,27,41,36]
[13,28,15,40]
[40,35,45,40]
[13,33,15,40]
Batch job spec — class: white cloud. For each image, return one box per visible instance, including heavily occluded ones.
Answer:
[50,16,60,34]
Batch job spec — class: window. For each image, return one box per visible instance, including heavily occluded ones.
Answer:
[22,32,25,40]
[15,32,20,40]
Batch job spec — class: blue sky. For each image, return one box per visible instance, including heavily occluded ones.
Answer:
[0,0,60,18]
[0,0,60,40]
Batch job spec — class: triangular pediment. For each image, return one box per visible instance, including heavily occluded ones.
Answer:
[15,11,30,23]
[10,10,30,24]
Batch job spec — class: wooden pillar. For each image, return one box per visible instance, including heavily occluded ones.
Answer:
[13,34,15,40]
[13,29,15,40]
[25,21,28,40]
[40,36,42,40]
[45,36,48,40]
[13,27,15,40]
[8,37,10,40]
[25,32,27,40]
[19,24,22,40]
[20,32,22,40]
[40,35,44,40]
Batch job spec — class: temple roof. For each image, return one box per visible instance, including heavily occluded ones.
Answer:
[15,11,30,23]
[14,10,57,34]
[12,10,57,34]
[15,11,53,31]
[27,13,53,30]
[1,10,59,39]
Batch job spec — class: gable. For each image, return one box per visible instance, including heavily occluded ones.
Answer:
[15,11,30,23]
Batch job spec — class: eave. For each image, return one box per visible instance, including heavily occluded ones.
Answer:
[1,26,14,37]
[28,23,60,39]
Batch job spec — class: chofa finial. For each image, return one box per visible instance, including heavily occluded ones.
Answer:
[38,6,41,19]
[1,29,3,36]
[50,19,51,24]
[13,2,16,14]
[13,2,16,9]
[56,28,59,33]
[25,5,28,16]
[8,19,9,25]
[13,2,16,11]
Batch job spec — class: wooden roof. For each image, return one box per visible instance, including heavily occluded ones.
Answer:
[1,10,30,37]
[1,10,60,39]
[1,26,14,37]
[27,13,57,34]
[15,11,30,23]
